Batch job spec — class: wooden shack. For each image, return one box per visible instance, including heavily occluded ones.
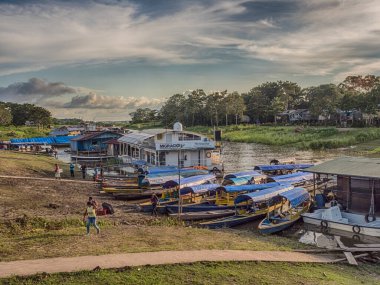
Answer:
[305,157,380,215]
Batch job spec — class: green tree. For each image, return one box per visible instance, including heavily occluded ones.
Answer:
[0,105,12,125]
[159,94,186,126]
[305,84,343,119]
[225,91,246,125]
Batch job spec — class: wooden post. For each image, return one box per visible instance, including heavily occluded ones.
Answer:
[313,173,316,198]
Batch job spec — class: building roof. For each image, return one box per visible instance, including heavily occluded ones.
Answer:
[304,157,380,179]
[71,131,121,142]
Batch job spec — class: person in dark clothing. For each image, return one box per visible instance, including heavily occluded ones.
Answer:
[151,194,159,216]
[81,164,87,179]
[70,163,75,177]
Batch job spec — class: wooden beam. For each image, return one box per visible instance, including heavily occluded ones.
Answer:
[343,251,358,265]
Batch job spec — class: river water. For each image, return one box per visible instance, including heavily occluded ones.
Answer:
[221,141,341,172]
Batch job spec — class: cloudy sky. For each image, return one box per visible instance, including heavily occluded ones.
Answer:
[0,0,379,120]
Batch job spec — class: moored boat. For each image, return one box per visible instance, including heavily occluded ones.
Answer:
[258,187,311,234]
[302,206,380,237]
[200,184,294,229]
[169,209,236,221]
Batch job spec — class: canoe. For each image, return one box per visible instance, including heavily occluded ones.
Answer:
[166,203,232,214]
[199,211,266,229]
[169,209,236,221]
[258,188,311,234]
[302,206,380,237]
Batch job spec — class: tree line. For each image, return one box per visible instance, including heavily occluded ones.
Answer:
[0,102,52,127]
[130,75,380,127]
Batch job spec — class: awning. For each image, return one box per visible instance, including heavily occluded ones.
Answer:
[217,182,282,194]
[234,184,294,204]
[278,187,310,207]
[253,164,313,171]
[224,171,262,179]
[180,183,220,195]
[162,174,216,189]
[271,172,314,183]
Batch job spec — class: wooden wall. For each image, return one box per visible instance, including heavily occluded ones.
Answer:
[336,176,380,214]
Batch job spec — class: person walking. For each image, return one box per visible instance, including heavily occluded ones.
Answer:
[81,164,87,179]
[83,201,100,235]
[54,164,61,180]
[69,163,75,178]
[151,194,159,216]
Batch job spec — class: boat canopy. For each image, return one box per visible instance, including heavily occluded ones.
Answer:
[224,176,251,185]
[253,164,313,171]
[271,172,314,183]
[234,184,294,204]
[146,169,208,178]
[180,183,220,195]
[162,174,216,189]
[278,187,310,207]
[217,182,282,194]
[224,171,262,179]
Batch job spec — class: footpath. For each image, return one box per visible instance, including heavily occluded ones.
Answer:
[0,250,336,278]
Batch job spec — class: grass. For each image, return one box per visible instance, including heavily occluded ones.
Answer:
[187,125,380,150]
[0,126,50,141]
[0,151,71,177]
[126,121,164,130]
[3,261,380,285]
[0,217,308,262]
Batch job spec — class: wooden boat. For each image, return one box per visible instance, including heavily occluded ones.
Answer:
[302,206,380,237]
[258,187,311,234]
[140,183,219,214]
[200,185,294,229]
[162,174,216,189]
[169,209,236,221]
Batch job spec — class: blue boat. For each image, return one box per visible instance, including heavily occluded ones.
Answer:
[254,164,313,173]
[258,187,311,234]
[199,185,295,229]
[223,171,267,186]
[270,172,314,184]
[162,174,216,189]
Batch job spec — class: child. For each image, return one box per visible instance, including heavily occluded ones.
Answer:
[54,164,61,180]
[83,201,100,235]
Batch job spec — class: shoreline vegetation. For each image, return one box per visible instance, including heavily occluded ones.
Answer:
[3,124,380,152]
[187,125,380,151]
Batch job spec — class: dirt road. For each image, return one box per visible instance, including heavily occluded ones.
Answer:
[0,250,336,278]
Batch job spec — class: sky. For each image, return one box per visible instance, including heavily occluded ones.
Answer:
[0,0,380,121]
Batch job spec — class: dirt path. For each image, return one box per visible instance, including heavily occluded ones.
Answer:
[0,250,337,278]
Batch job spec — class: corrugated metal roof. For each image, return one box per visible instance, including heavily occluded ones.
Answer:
[71,131,121,141]
[118,131,156,145]
[304,157,380,179]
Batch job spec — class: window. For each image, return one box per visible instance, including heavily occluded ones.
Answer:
[178,133,201,141]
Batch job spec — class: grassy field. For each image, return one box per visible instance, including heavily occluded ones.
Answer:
[188,125,380,150]
[0,126,50,141]
[0,151,72,177]
[3,261,380,285]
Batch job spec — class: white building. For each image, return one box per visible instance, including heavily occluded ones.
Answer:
[107,123,222,170]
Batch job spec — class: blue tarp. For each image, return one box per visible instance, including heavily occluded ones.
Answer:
[224,171,262,179]
[253,164,313,171]
[278,187,310,207]
[10,136,78,145]
[234,184,294,204]
[271,172,314,183]
[162,174,216,189]
[180,183,220,195]
[217,182,282,194]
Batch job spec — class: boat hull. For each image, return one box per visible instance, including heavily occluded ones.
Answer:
[166,203,232,214]
[258,217,299,234]
[200,212,265,229]
[169,209,235,221]
[302,214,380,237]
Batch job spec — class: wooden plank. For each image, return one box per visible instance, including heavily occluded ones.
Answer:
[354,244,380,248]
[343,252,358,265]
[332,253,368,263]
